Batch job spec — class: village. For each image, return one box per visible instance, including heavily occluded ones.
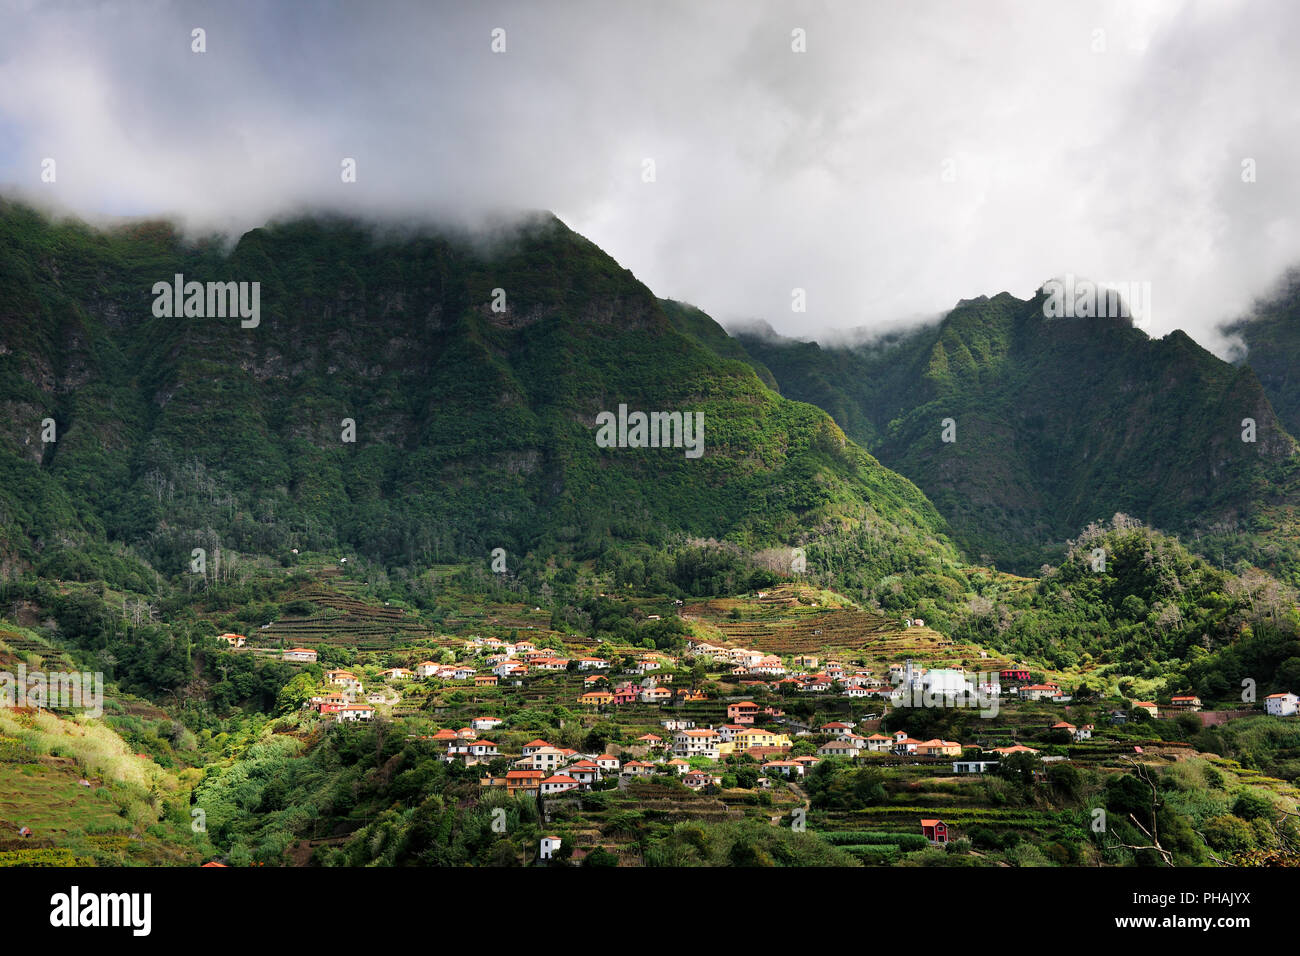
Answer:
[215,624,1300,862]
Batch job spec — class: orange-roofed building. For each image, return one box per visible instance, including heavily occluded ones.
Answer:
[921,818,949,844]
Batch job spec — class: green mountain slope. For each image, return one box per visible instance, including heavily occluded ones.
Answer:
[738,291,1300,579]
[0,199,957,586]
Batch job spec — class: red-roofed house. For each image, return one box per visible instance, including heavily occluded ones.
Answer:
[566,760,602,786]
[820,721,855,734]
[1267,692,1300,717]
[683,770,721,790]
[726,701,761,724]
[921,818,949,844]
[541,775,580,796]
[337,704,375,722]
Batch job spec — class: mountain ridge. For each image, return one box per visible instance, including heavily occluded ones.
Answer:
[726,288,1300,579]
[0,199,959,590]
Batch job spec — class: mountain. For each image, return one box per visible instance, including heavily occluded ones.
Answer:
[1224,268,1300,439]
[736,291,1300,580]
[0,199,957,587]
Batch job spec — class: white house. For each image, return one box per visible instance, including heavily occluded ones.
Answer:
[540,835,562,860]
[892,736,922,756]
[516,747,569,772]
[673,729,721,758]
[1019,683,1063,702]
[953,759,999,773]
[416,661,439,678]
[753,656,787,677]
[541,775,580,796]
[1267,692,1299,717]
[282,647,317,663]
[471,716,505,731]
[818,740,857,758]
[336,704,375,722]
[565,760,602,786]
[326,670,363,695]
[683,770,721,790]
[922,668,970,697]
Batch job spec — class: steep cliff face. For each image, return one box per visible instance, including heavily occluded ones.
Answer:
[0,201,956,582]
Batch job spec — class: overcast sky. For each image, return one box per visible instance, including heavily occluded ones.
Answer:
[1,0,1297,356]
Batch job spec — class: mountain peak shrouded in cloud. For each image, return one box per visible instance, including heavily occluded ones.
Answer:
[2,0,1299,357]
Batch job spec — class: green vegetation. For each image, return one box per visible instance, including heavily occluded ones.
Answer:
[736,292,1300,583]
[2,201,1300,870]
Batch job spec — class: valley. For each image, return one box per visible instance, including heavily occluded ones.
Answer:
[1,200,1299,870]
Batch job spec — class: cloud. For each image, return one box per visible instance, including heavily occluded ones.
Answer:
[0,0,1296,356]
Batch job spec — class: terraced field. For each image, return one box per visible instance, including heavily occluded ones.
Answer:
[254,580,441,651]
[684,593,1015,671]
[438,601,584,647]
[0,760,129,839]
[0,628,59,659]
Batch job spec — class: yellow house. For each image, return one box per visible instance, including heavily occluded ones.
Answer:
[915,739,962,757]
[734,728,792,750]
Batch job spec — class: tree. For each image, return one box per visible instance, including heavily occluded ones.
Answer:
[1046,762,1080,800]
[583,846,619,867]
[1232,790,1275,821]
[1201,815,1255,854]
[998,752,1042,789]
[275,672,319,715]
